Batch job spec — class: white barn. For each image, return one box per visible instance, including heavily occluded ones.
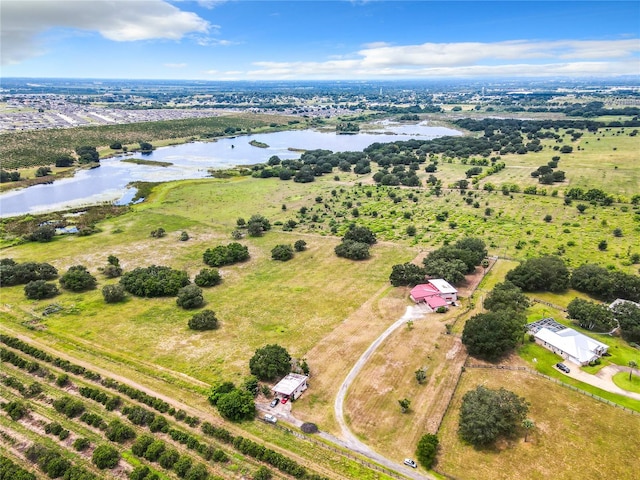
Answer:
[272,373,308,401]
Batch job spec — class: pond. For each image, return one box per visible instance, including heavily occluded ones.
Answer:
[0,122,460,217]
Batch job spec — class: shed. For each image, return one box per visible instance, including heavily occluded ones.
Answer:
[272,373,308,401]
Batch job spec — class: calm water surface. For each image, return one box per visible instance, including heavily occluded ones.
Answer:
[0,123,460,217]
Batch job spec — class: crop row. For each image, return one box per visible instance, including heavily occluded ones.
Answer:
[0,335,198,425]
[1,338,330,479]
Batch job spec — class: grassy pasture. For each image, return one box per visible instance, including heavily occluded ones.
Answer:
[436,368,640,480]
[473,129,639,197]
[291,180,639,272]
[0,177,414,388]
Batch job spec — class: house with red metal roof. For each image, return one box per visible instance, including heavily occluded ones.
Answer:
[410,279,458,309]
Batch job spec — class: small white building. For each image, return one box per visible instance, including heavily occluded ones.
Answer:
[272,373,308,401]
[527,318,609,366]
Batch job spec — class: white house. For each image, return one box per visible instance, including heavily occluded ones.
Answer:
[527,318,609,366]
[272,373,308,401]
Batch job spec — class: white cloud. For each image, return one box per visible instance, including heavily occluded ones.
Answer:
[198,0,226,10]
[246,39,640,79]
[1,0,210,65]
[195,37,239,47]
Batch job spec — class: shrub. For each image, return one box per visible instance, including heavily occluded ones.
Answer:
[3,400,28,420]
[415,433,439,468]
[247,214,271,237]
[73,438,90,451]
[176,284,204,309]
[335,240,370,260]
[120,265,190,297]
[24,280,59,300]
[173,456,193,478]
[144,440,166,462]
[1,261,58,286]
[271,244,294,261]
[194,268,221,287]
[158,449,180,469]
[343,225,376,245]
[132,435,155,457]
[294,240,307,252]
[92,444,120,469]
[102,284,126,303]
[52,396,85,417]
[203,243,249,267]
[188,310,219,331]
[59,265,97,292]
[55,374,70,387]
[254,466,273,480]
[28,225,55,242]
[105,419,136,443]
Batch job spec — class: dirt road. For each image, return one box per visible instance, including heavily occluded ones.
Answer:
[333,304,435,480]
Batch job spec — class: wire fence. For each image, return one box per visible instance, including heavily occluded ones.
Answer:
[464,363,639,416]
[530,298,568,312]
[262,420,407,479]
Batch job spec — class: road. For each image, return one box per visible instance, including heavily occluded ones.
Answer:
[563,363,640,401]
[333,304,436,480]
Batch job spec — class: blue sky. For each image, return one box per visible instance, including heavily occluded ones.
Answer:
[2,1,639,80]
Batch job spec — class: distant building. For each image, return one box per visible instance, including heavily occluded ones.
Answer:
[272,373,308,401]
[410,279,458,309]
[527,318,609,366]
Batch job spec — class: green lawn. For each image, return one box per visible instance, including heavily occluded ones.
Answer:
[612,371,640,393]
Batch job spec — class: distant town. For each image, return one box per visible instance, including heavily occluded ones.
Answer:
[2,78,639,133]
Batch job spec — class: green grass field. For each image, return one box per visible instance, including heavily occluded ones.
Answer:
[435,368,640,480]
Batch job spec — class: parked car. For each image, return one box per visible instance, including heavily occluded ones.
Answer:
[556,362,570,373]
[403,458,417,468]
[263,414,277,424]
[281,396,289,404]
[270,398,279,408]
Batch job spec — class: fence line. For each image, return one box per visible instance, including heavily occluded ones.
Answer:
[530,298,568,312]
[263,420,405,479]
[464,364,639,415]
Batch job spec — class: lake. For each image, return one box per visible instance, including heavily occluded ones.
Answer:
[0,122,460,217]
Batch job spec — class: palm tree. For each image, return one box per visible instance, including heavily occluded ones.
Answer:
[522,419,535,442]
[629,361,638,382]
